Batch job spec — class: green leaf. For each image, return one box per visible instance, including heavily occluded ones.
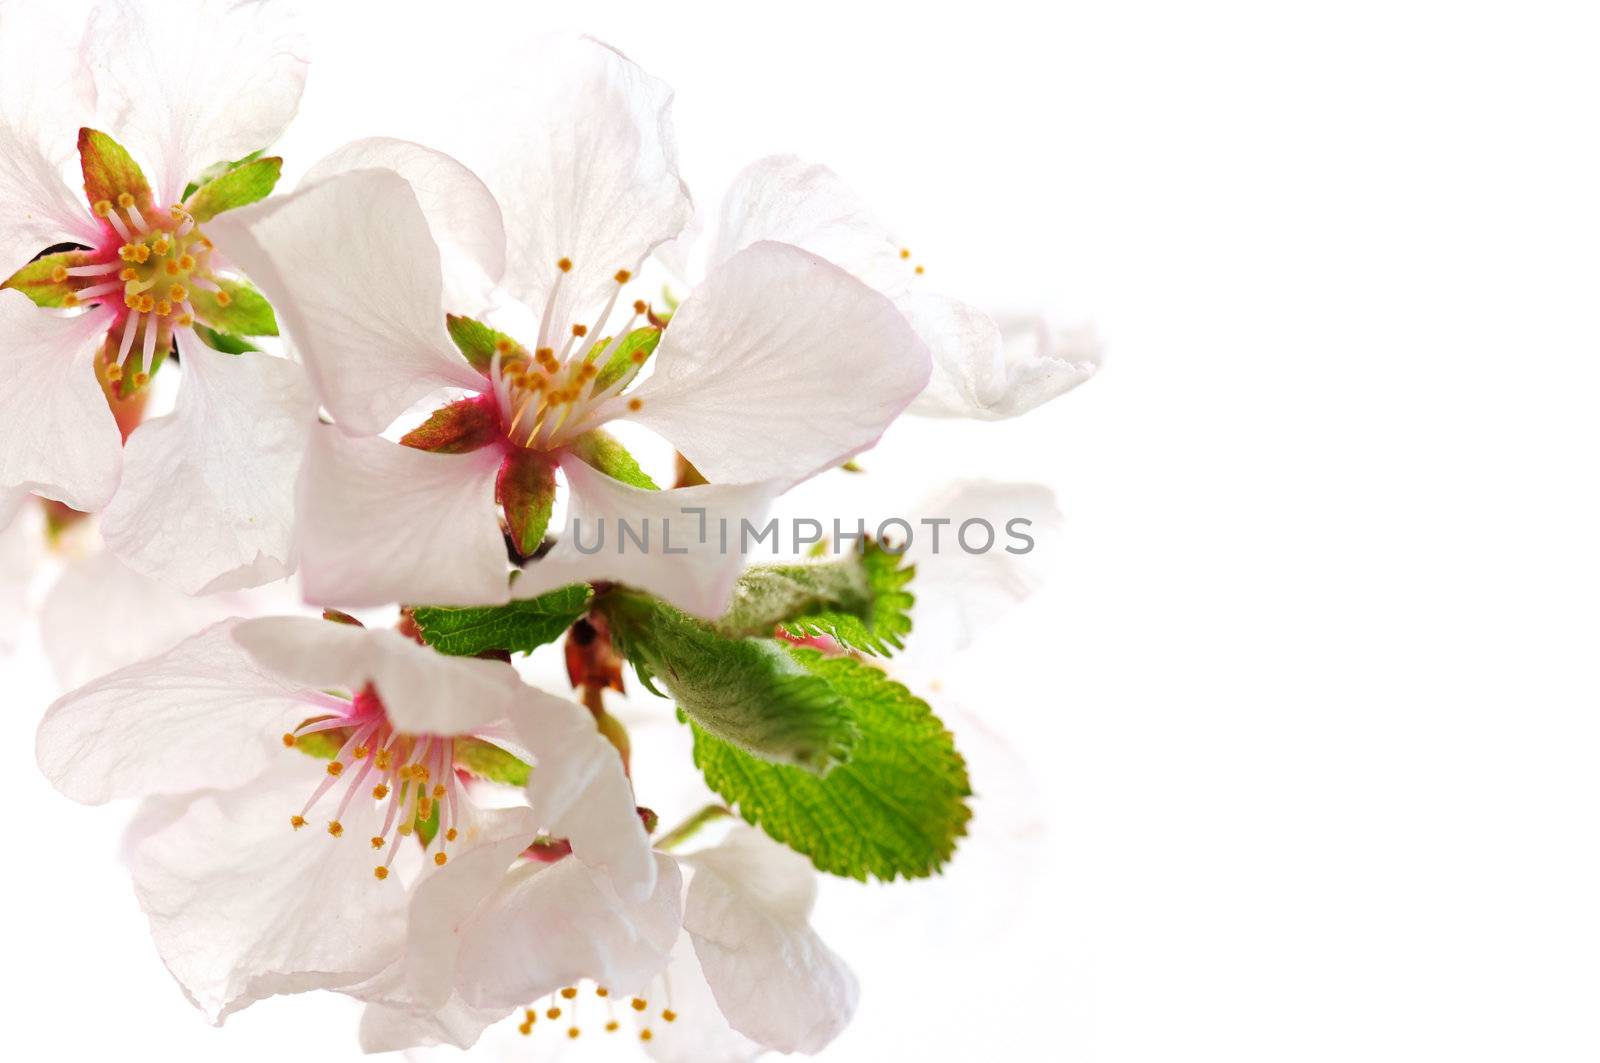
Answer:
[454,737,532,786]
[569,428,658,490]
[79,128,153,213]
[412,584,593,657]
[184,156,282,221]
[717,540,914,656]
[591,326,660,394]
[602,590,858,774]
[192,324,258,354]
[2,251,86,308]
[190,277,277,336]
[401,395,500,453]
[692,649,971,881]
[497,449,557,556]
[446,313,521,374]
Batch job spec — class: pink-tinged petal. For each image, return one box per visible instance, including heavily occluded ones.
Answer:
[231,616,523,736]
[100,336,313,594]
[211,168,484,436]
[302,137,505,316]
[511,686,656,902]
[0,292,121,509]
[35,618,315,804]
[0,490,43,652]
[85,0,308,205]
[489,36,691,337]
[357,990,510,1054]
[294,425,509,608]
[907,298,1102,420]
[709,155,910,297]
[514,456,780,620]
[639,935,765,1063]
[684,827,858,1054]
[124,760,408,1024]
[628,241,929,487]
[451,852,682,1012]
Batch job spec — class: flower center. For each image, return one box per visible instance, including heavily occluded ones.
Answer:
[516,980,679,1043]
[489,257,653,450]
[283,686,463,881]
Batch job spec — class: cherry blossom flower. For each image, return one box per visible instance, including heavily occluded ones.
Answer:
[213,37,929,617]
[706,154,1101,420]
[0,0,313,593]
[33,615,646,1023]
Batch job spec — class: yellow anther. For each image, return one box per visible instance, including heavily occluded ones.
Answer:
[372,783,389,799]
[118,244,138,261]
[370,836,385,849]
[327,760,344,777]
[572,323,588,337]
[135,294,155,313]
[605,1020,619,1032]
[614,269,631,283]
[595,987,609,997]
[397,821,414,837]
[200,237,213,250]
[557,257,572,272]
[445,827,458,842]
[178,254,196,271]
[580,363,598,379]
[662,1009,677,1022]
[176,313,193,327]
[93,199,113,217]
[432,783,445,798]
[62,293,79,307]
[900,247,912,259]
[560,987,577,1000]
[116,192,135,209]
[373,866,389,880]
[105,364,122,383]
[155,300,172,317]
[132,371,148,387]
[627,398,643,412]
[518,1022,532,1036]
[290,815,306,830]
[170,281,189,301]
[631,350,648,364]
[134,245,150,264]
[120,268,138,281]
[214,289,232,307]
[281,732,297,748]
[151,236,171,256]
[915,265,925,274]
[416,764,430,782]
[434,851,447,866]
[525,1009,537,1023]
[630,998,647,1012]
[123,292,138,309]
[494,337,513,354]
[567,1027,580,1039]
[327,821,344,838]
[632,299,647,314]
[49,265,68,283]
[375,750,393,770]
[640,1029,653,1041]
[163,259,179,276]
[353,745,369,760]
[546,1007,561,1020]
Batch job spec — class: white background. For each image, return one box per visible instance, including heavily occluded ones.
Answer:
[7,0,1600,1060]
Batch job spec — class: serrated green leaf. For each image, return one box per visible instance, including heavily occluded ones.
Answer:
[570,428,658,490]
[190,277,277,335]
[603,590,857,774]
[454,737,531,786]
[692,649,970,881]
[412,584,592,657]
[446,313,521,374]
[717,540,914,656]
[184,156,282,221]
[591,326,660,394]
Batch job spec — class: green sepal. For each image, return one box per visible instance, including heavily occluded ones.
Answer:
[454,737,532,787]
[182,150,264,201]
[286,724,350,760]
[691,649,971,881]
[190,277,277,336]
[602,590,858,774]
[591,326,660,394]
[411,584,593,657]
[570,428,658,490]
[79,128,153,214]
[414,790,442,846]
[446,313,522,374]
[193,324,258,355]
[400,395,500,453]
[497,449,557,557]
[184,156,283,221]
[2,251,87,308]
[717,540,915,656]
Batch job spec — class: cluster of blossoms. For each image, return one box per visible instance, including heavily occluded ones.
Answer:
[7,1,1097,1059]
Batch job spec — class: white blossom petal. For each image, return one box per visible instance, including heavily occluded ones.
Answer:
[302,137,505,316]
[294,425,510,608]
[685,827,858,1054]
[358,990,510,1054]
[231,616,524,735]
[125,760,408,1023]
[488,36,691,336]
[907,298,1102,419]
[450,853,682,1012]
[708,154,910,296]
[85,0,308,205]
[640,934,765,1063]
[511,686,655,902]
[628,241,929,487]
[0,293,121,510]
[36,618,314,804]
[100,336,312,594]
[513,455,780,620]
[211,168,484,436]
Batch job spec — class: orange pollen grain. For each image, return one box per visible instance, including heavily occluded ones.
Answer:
[627,398,643,412]
[614,269,631,283]
[557,257,572,272]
